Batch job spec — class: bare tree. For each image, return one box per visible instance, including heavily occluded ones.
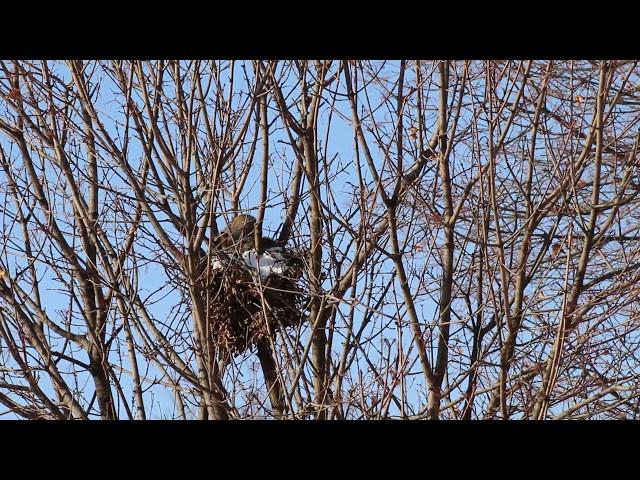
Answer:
[1,60,639,420]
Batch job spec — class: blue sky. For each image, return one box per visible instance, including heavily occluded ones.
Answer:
[0,60,436,418]
[2,60,638,419]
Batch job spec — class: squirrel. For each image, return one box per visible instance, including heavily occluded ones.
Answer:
[216,214,280,253]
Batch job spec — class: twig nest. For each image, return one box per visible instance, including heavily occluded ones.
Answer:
[202,246,305,359]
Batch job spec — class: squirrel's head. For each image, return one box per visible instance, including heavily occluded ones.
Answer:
[226,214,257,240]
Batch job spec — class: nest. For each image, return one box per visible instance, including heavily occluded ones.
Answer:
[200,248,306,360]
